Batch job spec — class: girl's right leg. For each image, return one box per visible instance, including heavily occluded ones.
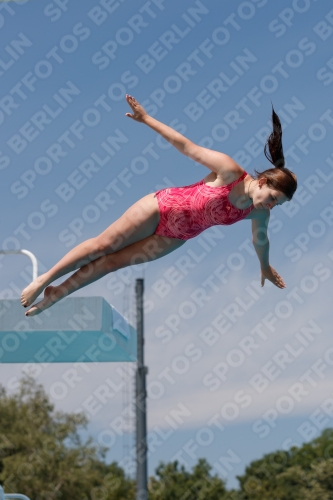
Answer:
[21,193,160,307]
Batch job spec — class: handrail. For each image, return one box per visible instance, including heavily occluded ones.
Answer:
[0,250,38,281]
[0,486,31,500]
[3,495,31,500]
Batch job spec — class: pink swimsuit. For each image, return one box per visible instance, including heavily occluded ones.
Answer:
[154,172,254,240]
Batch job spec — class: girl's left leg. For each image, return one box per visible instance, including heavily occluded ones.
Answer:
[25,234,185,316]
[21,193,159,308]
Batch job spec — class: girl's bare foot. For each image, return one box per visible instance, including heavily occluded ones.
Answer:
[25,286,59,317]
[21,274,48,307]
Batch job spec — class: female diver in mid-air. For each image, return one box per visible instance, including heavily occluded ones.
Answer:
[21,95,297,316]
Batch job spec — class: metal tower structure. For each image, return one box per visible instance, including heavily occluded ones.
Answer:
[135,279,148,500]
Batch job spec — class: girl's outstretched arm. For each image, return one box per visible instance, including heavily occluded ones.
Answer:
[125,95,240,174]
[126,94,190,154]
[251,213,286,289]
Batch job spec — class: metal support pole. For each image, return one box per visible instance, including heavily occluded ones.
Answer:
[0,250,38,281]
[135,279,148,500]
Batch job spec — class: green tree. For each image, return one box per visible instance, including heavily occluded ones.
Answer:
[4,375,333,500]
[148,458,227,500]
[235,429,333,499]
[275,460,331,500]
[0,375,135,500]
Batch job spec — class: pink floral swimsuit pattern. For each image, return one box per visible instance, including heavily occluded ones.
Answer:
[154,172,254,240]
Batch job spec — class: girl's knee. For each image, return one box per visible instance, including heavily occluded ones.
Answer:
[93,236,111,255]
[94,234,124,254]
[104,254,120,273]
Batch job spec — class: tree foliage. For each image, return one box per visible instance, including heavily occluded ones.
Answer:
[0,376,135,500]
[148,458,227,500]
[1,375,333,500]
[235,428,333,499]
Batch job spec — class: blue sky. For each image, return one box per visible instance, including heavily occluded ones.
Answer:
[1,0,333,490]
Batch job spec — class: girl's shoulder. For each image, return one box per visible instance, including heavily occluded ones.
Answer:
[215,165,247,185]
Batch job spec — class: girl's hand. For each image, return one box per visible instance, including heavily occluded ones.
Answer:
[125,95,148,122]
[261,265,286,289]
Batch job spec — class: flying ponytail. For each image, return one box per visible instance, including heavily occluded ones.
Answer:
[256,106,297,200]
[264,107,285,168]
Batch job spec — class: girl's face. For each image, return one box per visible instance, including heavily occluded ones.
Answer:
[253,178,289,210]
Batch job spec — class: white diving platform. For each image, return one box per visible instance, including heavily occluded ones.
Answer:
[0,297,137,363]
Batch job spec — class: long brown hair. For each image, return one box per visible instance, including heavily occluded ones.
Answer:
[256,107,297,200]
